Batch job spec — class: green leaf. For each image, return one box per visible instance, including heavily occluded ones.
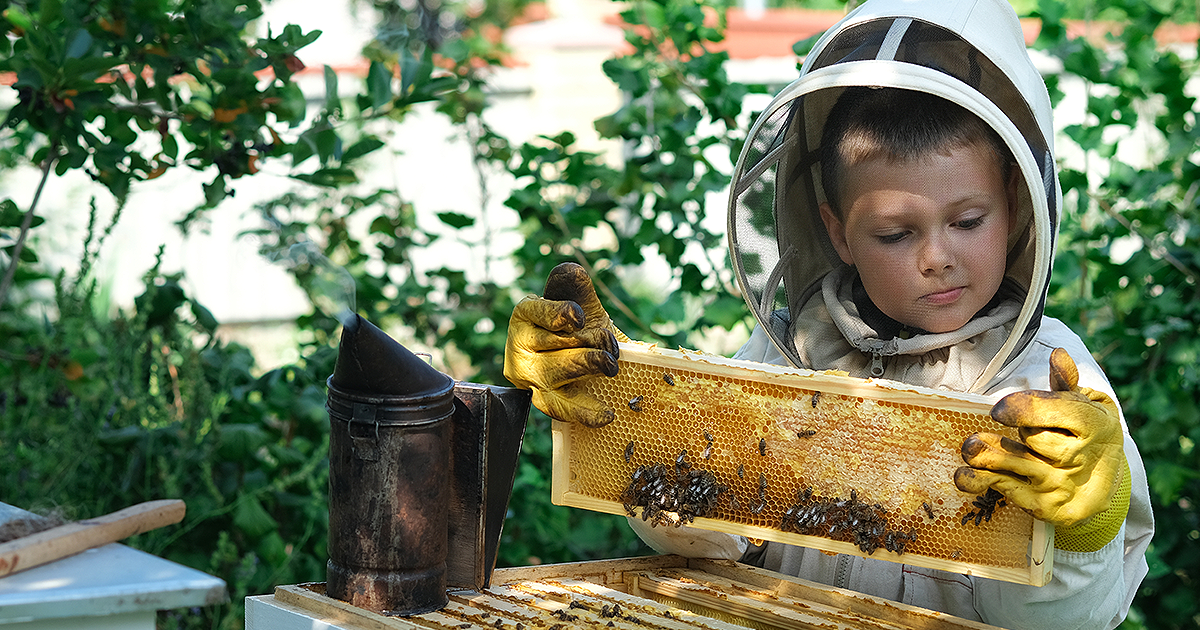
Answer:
[190,299,219,333]
[233,495,279,538]
[277,82,307,125]
[399,50,421,98]
[792,32,825,58]
[704,294,749,330]
[0,200,42,228]
[367,60,393,109]
[323,64,340,114]
[312,127,342,164]
[203,177,228,207]
[220,423,271,461]
[1146,462,1199,503]
[341,137,384,163]
[3,7,32,32]
[4,243,38,262]
[436,211,474,229]
[291,167,358,187]
[65,29,93,59]
[256,531,288,565]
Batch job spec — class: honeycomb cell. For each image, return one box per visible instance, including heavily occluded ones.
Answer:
[570,349,1035,571]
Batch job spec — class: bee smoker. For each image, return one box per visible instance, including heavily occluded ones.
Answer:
[325,314,454,615]
[325,314,531,615]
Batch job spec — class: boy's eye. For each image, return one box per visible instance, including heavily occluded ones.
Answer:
[877,232,907,244]
[956,216,984,229]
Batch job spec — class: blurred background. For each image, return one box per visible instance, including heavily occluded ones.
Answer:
[0,0,1196,627]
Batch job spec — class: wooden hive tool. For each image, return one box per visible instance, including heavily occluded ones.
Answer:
[0,499,186,578]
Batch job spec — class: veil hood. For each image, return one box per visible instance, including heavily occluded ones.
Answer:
[727,0,1061,391]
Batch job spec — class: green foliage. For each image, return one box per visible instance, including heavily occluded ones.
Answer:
[1031,0,1199,627]
[504,0,766,348]
[1,218,333,629]
[2,0,1198,629]
[0,0,319,209]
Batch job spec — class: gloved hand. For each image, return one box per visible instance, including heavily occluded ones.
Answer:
[955,348,1130,552]
[504,262,627,427]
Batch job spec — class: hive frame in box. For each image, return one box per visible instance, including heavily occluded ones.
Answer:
[269,555,1010,629]
[552,342,1054,587]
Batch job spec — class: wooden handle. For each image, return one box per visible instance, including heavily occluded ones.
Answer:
[0,499,186,578]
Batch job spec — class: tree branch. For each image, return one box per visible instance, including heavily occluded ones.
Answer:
[1087,189,1199,286]
[0,153,56,311]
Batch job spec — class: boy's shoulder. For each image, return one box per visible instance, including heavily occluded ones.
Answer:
[990,315,1114,396]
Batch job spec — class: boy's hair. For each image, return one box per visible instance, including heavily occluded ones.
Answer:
[820,87,1016,218]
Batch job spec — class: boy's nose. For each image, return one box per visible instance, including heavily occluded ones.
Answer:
[920,237,955,274]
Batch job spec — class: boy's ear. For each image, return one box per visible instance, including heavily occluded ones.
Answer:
[819,202,854,265]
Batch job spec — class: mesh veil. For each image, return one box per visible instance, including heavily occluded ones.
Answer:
[727,1,1061,392]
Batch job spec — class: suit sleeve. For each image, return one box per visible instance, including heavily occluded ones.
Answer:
[973,317,1152,630]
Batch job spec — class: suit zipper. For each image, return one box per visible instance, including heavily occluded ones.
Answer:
[870,351,885,378]
[834,554,851,589]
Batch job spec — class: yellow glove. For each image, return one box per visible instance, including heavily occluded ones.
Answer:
[954,348,1130,552]
[503,262,626,427]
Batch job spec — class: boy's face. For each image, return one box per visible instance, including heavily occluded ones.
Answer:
[819,143,1015,334]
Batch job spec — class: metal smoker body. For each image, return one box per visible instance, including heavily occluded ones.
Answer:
[325,315,454,615]
[324,314,531,615]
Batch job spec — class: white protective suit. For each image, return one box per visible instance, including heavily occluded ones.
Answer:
[629,0,1153,627]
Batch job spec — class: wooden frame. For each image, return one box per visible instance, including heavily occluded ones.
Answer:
[272,555,1009,629]
[552,342,1053,587]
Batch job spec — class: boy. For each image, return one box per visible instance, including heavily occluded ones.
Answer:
[504,0,1152,627]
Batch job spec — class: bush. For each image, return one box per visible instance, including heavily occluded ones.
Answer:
[1,1,1197,629]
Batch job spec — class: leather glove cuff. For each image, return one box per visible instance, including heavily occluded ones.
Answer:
[1054,457,1131,553]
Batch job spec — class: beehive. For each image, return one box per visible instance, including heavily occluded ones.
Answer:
[552,342,1053,586]
[266,556,1009,629]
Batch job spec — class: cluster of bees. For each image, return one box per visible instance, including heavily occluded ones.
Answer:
[779,487,918,555]
[619,450,728,528]
[963,488,1007,526]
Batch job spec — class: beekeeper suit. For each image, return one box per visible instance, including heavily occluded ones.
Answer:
[503,0,1152,627]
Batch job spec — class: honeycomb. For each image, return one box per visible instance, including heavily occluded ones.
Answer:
[560,343,1046,583]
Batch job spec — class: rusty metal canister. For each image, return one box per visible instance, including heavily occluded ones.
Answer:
[325,314,454,615]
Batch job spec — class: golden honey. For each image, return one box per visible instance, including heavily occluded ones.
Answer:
[561,343,1042,575]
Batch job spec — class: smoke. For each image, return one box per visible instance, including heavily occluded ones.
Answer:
[268,242,357,327]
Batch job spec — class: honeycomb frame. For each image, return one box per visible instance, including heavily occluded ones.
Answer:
[551,342,1054,587]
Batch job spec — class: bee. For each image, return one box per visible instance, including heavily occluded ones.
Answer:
[922,502,935,519]
[950,548,962,559]
[701,443,713,460]
[750,499,766,514]
[676,449,687,467]
[812,392,820,407]
[796,429,817,438]
[758,438,767,456]
[628,395,644,412]
[663,373,675,386]
[624,441,636,462]
[965,488,1005,526]
[729,492,739,511]
[568,601,588,611]
[737,463,745,478]
[703,429,713,443]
